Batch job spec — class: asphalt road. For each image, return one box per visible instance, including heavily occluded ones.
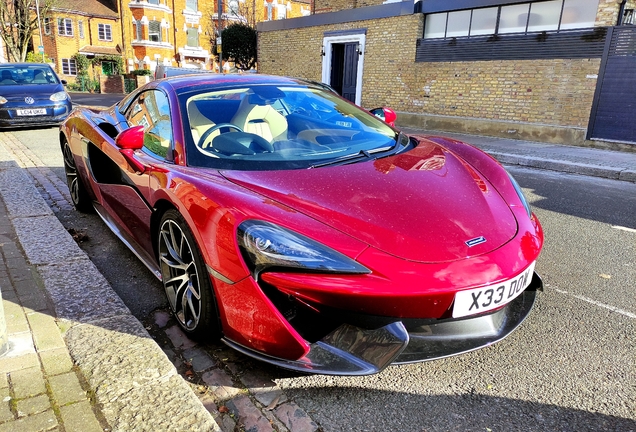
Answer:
[10,126,636,432]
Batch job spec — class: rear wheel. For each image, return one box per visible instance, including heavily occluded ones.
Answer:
[62,140,92,212]
[158,210,220,339]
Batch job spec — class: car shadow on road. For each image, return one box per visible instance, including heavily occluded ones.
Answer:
[276,385,636,431]
[510,166,636,229]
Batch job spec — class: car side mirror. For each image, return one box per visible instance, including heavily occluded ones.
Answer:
[115,125,146,173]
[115,125,145,150]
[370,107,397,127]
[61,79,67,85]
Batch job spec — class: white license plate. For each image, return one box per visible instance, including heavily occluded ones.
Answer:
[16,108,47,116]
[453,261,536,318]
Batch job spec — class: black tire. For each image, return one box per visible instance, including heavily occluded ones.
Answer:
[158,209,221,339]
[62,139,93,213]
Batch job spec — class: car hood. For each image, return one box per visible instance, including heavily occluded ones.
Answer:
[0,84,65,100]
[221,138,518,263]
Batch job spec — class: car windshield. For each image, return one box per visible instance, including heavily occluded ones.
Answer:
[180,84,400,170]
[0,65,59,86]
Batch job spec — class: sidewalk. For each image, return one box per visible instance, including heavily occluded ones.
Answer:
[0,142,220,430]
[401,128,636,183]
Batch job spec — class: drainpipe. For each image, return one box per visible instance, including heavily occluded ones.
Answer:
[618,0,627,25]
[172,0,178,65]
[119,0,128,71]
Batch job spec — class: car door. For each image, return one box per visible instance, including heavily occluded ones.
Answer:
[94,89,175,264]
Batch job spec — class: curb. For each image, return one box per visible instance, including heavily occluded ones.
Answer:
[0,134,221,431]
[489,152,636,183]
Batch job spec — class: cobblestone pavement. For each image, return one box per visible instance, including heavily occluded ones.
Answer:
[0,130,322,432]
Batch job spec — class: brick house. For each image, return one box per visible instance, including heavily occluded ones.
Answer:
[30,0,310,81]
[32,0,122,84]
[258,0,636,148]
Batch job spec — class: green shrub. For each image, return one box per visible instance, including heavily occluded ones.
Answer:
[130,69,152,76]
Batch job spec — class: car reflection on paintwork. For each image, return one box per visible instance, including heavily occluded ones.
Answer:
[59,74,543,376]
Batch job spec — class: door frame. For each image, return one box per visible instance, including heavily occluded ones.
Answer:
[321,32,366,106]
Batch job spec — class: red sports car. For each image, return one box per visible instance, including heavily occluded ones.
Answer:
[60,74,543,375]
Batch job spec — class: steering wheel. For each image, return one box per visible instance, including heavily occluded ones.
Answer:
[197,123,243,149]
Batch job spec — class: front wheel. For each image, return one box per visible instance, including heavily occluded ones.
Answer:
[62,139,93,213]
[158,210,221,339]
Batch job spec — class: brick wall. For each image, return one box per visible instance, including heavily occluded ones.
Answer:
[314,0,355,13]
[99,75,124,93]
[259,14,599,129]
[595,0,636,25]
[401,59,601,128]
[259,1,632,143]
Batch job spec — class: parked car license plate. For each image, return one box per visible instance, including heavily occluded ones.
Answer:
[17,108,46,116]
[453,261,536,318]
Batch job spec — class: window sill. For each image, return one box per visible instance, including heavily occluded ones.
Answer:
[128,1,171,13]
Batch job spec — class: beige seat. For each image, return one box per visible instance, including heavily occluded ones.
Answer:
[232,97,288,143]
[187,101,217,147]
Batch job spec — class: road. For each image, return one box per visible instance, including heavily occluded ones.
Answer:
[9,125,636,431]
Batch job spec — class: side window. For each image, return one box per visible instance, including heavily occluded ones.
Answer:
[125,90,173,159]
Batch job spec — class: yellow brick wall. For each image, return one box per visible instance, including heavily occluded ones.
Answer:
[259,13,602,128]
[314,0,355,14]
[596,0,636,25]
[403,59,601,128]
[86,18,123,49]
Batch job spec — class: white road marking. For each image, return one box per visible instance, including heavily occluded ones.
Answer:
[553,288,636,319]
[612,225,636,234]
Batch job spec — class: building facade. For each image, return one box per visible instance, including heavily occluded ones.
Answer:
[32,0,122,85]
[258,0,636,148]
[32,0,310,82]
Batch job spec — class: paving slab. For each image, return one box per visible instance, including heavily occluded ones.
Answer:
[59,400,103,432]
[9,366,46,399]
[47,372,86,406]
[16,394,50,417]
[38,348,74,376]
[0,409,57,432]
[26,311,66,352]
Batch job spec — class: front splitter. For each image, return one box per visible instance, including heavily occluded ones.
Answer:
[223,273,542,375]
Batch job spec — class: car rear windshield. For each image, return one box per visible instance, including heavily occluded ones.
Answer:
[179,84,400,170]
[0,65,59,86]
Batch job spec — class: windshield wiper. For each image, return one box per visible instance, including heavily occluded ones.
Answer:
[309,133,408,169]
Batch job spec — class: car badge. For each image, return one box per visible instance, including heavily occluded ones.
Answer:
[466,236,487,247]
[24,97,35,105]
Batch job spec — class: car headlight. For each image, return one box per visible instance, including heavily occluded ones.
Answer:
[507,172,532,218]
[237,220,370,277]
[50,91,68,102]
[0,96,6,104]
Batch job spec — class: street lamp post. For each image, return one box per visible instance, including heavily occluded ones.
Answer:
[34,0,45,62]
[217,0,223,73]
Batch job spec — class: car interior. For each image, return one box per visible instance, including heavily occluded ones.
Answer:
[183,85,398,168]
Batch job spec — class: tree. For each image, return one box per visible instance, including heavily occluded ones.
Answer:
[220,23,257,70]
[0,0,56,62]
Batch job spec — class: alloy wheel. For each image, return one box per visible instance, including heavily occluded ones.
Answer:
[62,142,81,205]
[159,219,202,331]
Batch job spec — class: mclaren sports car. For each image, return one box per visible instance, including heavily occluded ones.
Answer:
[60,74,543,375]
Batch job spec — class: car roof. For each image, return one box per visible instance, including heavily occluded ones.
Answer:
[162,73,304,92]
[0,63,52,68]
